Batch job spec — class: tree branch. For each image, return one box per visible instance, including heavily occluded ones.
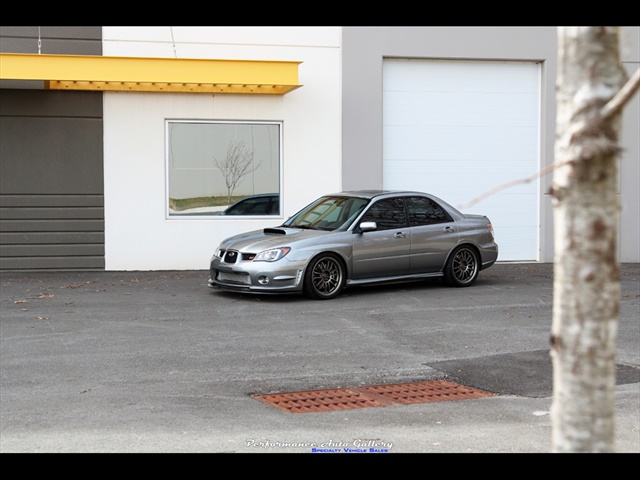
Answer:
[601,67,640,120]
[456,161,568,209]
[457,68,640,211]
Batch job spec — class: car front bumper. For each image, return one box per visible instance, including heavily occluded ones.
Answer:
[208,255,307,294]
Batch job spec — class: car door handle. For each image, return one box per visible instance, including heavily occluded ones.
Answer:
[394,232,407,238]
[443,226,454,233]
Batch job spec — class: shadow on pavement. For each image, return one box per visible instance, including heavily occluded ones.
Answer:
[427,349,640,398]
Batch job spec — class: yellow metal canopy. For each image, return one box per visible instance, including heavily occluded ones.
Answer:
[0,53,303,95]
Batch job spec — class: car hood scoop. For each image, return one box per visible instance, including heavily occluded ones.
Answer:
[263,227,288,235]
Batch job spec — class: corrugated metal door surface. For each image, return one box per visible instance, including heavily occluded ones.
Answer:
[0,89,105,271]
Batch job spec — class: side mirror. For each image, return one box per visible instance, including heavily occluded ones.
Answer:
[358,221,377,232]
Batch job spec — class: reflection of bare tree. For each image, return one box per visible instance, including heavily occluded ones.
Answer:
[213,139,261,205]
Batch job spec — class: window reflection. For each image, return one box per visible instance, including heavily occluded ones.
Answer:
[167,121,281,217]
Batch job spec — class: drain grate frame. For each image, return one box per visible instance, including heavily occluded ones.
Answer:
[252,379,496,413]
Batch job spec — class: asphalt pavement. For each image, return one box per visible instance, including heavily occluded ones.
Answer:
[1,263,638,453]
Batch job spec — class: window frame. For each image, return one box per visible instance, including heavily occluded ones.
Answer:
[165,119,283,219]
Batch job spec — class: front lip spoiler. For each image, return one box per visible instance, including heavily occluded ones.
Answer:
[210,282,252,293]
[208,279,301,295]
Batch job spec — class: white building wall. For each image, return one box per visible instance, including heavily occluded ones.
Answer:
[101,27,341,270]
[619,28,640,262]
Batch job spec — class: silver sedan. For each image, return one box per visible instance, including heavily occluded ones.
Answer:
[209,190,498,300]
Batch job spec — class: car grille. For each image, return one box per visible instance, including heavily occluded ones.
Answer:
[220,250,256,264]
[217,270,251,285]
[222,250,240,264]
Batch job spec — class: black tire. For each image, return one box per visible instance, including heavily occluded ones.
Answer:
[303,253,345,300]
[444,246,479,287]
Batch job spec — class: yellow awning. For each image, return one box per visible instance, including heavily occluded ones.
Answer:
[0,53,303,95]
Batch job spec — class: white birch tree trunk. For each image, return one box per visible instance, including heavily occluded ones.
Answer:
[550,26,629,452]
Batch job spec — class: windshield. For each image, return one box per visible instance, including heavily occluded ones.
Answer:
[283,196,369,231]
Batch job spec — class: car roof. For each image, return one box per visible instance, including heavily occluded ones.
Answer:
[325,190,429,200]
[235,193,277,199]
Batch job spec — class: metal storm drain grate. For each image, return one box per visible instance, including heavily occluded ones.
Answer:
[252,379,496,413]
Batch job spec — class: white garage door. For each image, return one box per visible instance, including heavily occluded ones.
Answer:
[383,59,541,261]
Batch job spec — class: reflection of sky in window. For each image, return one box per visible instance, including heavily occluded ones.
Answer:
[169,122,278,170]
[167,121,281,203]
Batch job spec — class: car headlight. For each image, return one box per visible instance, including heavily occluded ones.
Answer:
[254,247,291,262]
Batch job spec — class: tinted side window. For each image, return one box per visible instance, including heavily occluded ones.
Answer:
[407,196,453,226]
[361,198,407,230]
[228,197,269,215]
[268,197,279,215]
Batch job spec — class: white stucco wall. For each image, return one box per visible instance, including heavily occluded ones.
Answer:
[102,27,341,270]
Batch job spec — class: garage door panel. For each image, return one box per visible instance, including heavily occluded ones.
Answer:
[490,229,538,261]
[383,166,540,189]
[384,172,537,207]
[1,244,105,257]
[385,91,538,128]
[1,232,104,244]
[0,256,105,271]
[383,59,540,261]
[488,210,539,229]
[383,158,536,178]
[0,207,104,219]
[0,88,104,271]
[383,151,537,175]
[384,126,538,162]
[0,117,103,194]
[384,59,539,93]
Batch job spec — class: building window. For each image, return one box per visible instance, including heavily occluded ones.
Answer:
[166,120,282,217]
